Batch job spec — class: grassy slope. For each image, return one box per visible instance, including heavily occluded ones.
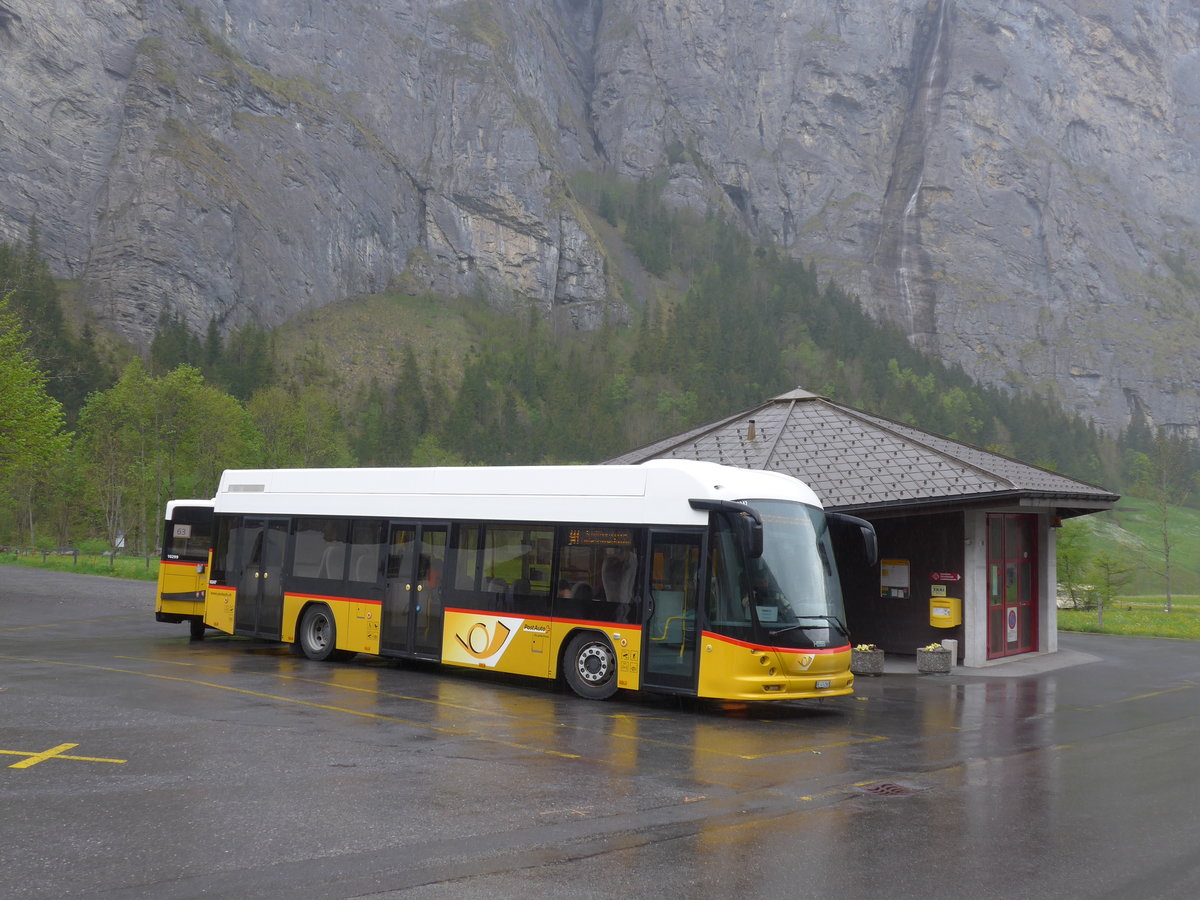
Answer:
[1084,496,1200,595]
[270,291,479,397]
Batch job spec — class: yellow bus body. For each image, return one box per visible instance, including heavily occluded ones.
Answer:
[696,633,854,701]
[442,609,643,690]
[203,586,849,702]
[204,585,236,635]
[155,560,208,620]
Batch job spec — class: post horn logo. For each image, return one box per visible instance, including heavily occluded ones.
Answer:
[455,620,512,660]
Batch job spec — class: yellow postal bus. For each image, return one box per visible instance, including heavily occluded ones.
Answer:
[194,460,875,701]
[154,499,215,641]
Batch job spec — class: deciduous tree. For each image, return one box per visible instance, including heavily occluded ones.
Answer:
[0,293,71,545]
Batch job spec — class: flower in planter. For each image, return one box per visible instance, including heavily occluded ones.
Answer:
[920,643,945,652]
[851,643,885,675]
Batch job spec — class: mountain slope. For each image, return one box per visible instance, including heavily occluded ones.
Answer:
[1,0,1197,436]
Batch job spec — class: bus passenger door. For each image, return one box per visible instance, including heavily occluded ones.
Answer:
[382,523,448,658]
[231,517,289,639]
[642,531,701,693]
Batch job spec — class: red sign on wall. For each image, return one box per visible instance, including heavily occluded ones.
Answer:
[929,572,962,583]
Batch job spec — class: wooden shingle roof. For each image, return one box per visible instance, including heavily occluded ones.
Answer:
[605,388,1118,516]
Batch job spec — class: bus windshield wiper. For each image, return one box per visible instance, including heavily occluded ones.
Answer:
[769,615,850,639]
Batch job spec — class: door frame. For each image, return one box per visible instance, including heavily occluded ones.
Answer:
[382,520,449,659]
[986,513,1038,658]
[232,516,290,640]
[640,528,704,693]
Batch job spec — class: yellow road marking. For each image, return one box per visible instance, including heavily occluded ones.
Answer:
[6,652,888,763]
[1114,683,1195,704]
[0,655,580,760]
[2,742,127,769]
[116,654,888,761]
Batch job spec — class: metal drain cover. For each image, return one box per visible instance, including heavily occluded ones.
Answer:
[861,781,924,796]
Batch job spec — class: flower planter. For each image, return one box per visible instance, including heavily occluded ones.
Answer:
[851,649,885,676]
[916,647,952,674]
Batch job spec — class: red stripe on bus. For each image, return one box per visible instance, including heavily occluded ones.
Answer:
[287,592,382,606]
[442,608,641,633]
[701,631,849,655]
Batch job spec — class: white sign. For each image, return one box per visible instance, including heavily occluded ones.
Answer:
[880,559,910,599]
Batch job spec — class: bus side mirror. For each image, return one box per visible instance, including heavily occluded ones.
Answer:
[688,498,764,559]
[738,513,764,559]
[828,513,878,568]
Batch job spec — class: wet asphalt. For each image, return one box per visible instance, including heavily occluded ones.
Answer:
[2,565,1198,899]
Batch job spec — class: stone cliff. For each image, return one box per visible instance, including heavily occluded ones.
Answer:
[1,0,1197,436]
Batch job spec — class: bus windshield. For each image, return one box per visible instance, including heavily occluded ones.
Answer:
[743,500,848,650]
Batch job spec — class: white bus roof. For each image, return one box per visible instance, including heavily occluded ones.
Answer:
[164,498,214,517]
[211,460,822,524]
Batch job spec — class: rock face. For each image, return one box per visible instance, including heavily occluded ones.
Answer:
[1,0,1197,436]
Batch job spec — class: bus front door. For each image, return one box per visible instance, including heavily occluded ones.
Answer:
[231,517,289,639]
[642,531,701,693]
[382,523,448,659]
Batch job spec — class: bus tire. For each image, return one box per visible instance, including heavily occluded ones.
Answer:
[298,604,355,662]
[563,632,618,700]
[189,619,206,641]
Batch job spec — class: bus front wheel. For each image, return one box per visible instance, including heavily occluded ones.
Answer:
[299,605,355,662]
[564,632,618,700]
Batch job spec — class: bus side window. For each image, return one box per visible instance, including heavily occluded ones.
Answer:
[707,519,753,634]
[292,520,327,579]
[451,525,482,591]
[348,520,385,584]
[210,517,233,584]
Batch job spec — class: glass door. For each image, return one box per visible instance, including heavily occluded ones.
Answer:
[642,531,701,692]
[382,522,448,658]
[231,517,289,639]
[987,513,1037,658]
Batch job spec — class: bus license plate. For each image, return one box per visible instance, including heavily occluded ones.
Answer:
[815,680,831,689]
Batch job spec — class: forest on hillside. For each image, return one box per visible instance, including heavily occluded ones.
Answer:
[2,178,1198,561]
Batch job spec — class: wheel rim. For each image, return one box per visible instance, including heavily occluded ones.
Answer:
[576,642,612,684]
[306,613,330,650]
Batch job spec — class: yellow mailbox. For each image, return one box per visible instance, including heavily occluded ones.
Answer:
[930,596,961,628]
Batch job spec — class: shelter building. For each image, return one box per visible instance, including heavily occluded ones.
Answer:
[606,388,1118,667]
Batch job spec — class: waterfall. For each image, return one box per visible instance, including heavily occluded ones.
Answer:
[872,0,953,348]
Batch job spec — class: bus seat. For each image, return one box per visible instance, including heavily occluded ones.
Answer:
[570,582,593,602]
[351,549,378,582]
[318,545,347,580]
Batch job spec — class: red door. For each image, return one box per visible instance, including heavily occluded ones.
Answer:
[987,514,1037,658]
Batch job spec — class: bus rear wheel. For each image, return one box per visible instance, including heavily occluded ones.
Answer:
[299,605,355,662]
[564,632,618,700]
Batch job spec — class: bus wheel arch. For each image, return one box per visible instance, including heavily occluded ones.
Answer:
[298,603,356,663]
[562,630,619,700]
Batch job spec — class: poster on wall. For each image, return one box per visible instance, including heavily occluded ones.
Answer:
[880,558,910,599]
